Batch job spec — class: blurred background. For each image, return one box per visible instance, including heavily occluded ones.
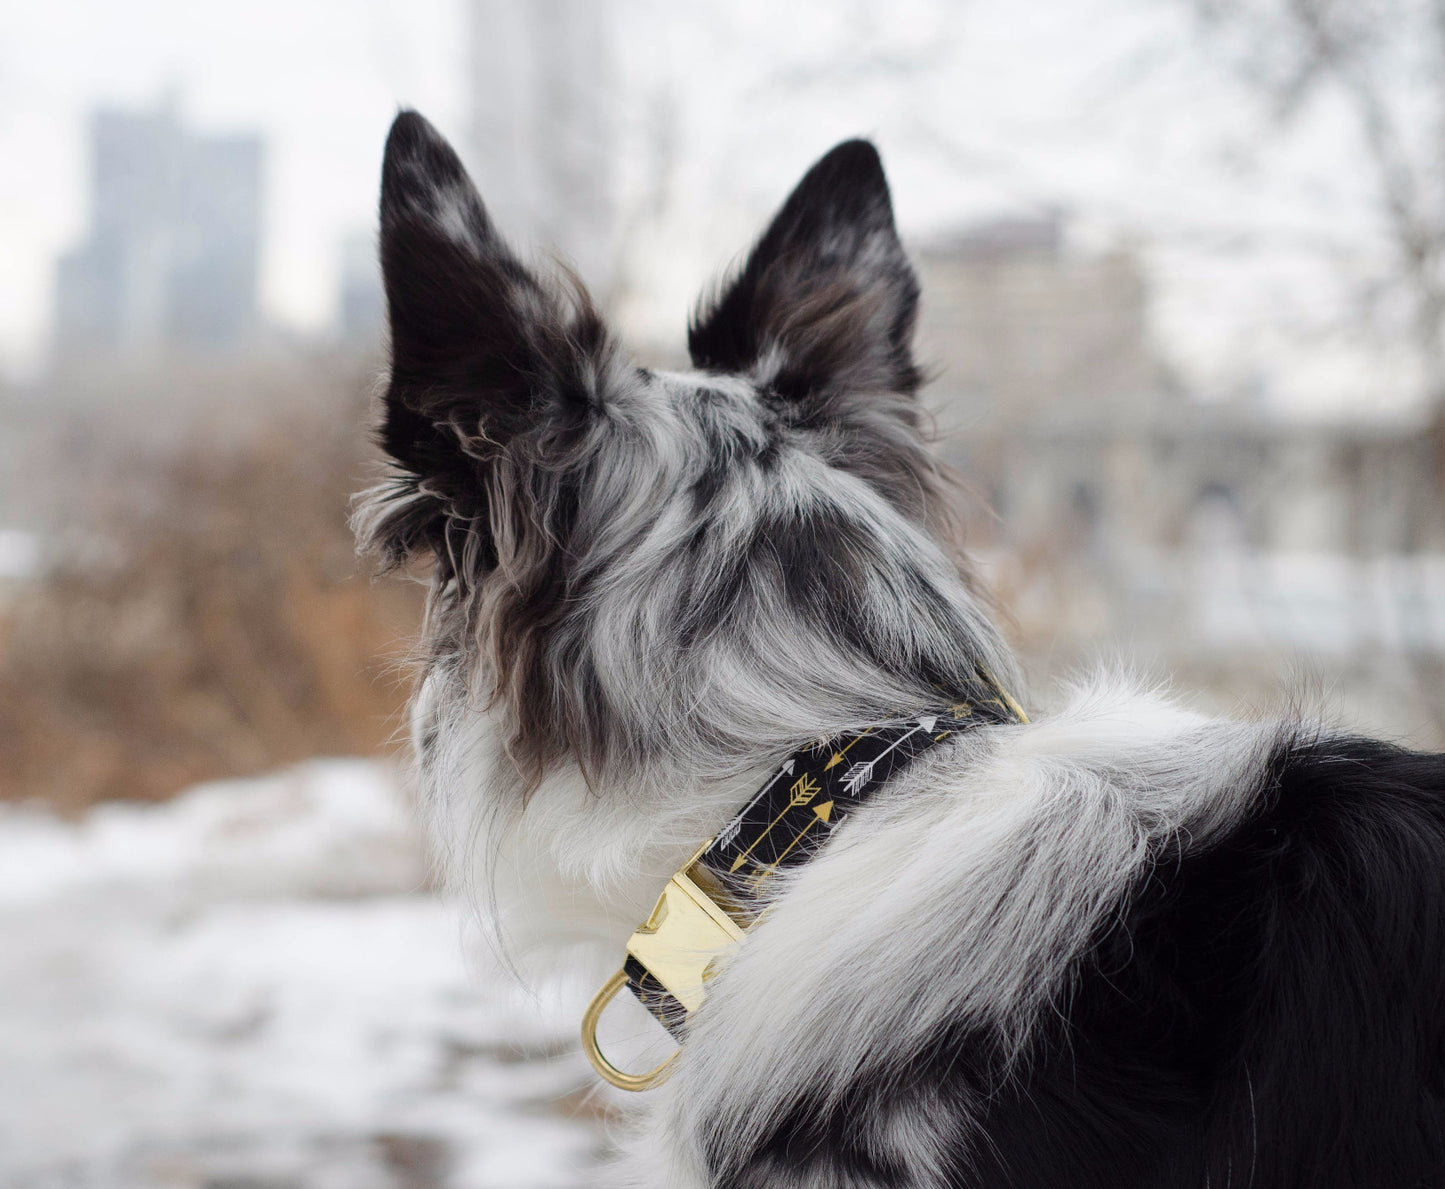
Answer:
[4,0,1445,1185]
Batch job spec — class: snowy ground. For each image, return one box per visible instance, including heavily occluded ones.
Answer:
[0,761,611,1188]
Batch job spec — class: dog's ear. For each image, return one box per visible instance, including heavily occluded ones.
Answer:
[689,139,920,404]
[360,110,611,574]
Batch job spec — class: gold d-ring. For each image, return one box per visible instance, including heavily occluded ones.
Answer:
[581,969,679,1091]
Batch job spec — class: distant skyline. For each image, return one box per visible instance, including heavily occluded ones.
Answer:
[56,102,264,359]
[0,0,1424,420]
[0,0,466,379]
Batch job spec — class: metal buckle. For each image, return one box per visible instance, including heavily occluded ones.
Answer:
[581,860,745,1091]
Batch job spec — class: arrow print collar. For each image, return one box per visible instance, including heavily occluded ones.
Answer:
[581,670,1028,1091]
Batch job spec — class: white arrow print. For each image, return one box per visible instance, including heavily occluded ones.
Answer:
[710,759,795,856]
[738,758,796,814]
[840,716,937,796]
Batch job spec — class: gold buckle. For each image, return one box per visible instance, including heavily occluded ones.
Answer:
[581,860,746,1091]
[626,865,745,1010]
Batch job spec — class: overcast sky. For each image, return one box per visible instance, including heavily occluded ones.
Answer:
[0,0,1422,416]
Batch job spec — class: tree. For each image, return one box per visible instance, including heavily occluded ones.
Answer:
[1194,0,1445,407]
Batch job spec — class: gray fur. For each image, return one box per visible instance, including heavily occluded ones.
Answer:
[356,114,1297,1187]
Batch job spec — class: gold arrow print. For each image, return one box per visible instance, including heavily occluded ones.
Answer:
[823,729,873,771]
[747,801,834,889]
[730,773,821,872]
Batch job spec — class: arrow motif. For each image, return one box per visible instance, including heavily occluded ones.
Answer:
[729,771,819,872]
[617,687,1031,1041]
[787,772,822,807]
[840,718,933,796]
[708,759,792,860]
[713,816,743,851]
[743,758,796,808]
[823,729,873,771]
[747,800,834,889]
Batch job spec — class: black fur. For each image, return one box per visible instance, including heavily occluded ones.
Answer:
[690,139,922,404]
[368,110,610,578]
[360,115,974,787]
[722,737,1445,1187]
[364,111,633,784]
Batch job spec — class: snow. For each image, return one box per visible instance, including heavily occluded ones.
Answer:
[0,760,610,1188]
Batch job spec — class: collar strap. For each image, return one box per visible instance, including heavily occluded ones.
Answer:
[582,673,1027,1090]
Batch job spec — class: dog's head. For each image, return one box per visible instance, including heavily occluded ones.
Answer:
[357,112,1009,841]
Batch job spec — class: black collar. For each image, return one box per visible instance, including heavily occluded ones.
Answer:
[582,670,1027,1090]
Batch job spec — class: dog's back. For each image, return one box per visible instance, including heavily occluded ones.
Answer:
[622,693,1445,1187]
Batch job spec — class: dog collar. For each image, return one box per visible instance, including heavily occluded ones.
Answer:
[582,672,1027,1090]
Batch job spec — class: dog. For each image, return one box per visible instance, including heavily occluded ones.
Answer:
[356,110,1445,1187]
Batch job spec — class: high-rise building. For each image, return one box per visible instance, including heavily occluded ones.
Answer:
[55,99,263,362]
[467,0,619,290]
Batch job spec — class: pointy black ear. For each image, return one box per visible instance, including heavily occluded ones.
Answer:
[359,110,611,573]
[688,139,920,404]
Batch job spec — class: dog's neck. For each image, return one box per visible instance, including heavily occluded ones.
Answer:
[412,511,1021,984]
[582,668,1029,1088]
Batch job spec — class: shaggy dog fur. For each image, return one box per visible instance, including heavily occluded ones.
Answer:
[356,110,1445,1187]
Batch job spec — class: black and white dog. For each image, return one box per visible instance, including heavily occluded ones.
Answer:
[357,111,1445,1187]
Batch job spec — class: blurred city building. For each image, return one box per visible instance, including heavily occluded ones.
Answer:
[918,214,1159,432]
[466,0,620,290]
[54,97,263,363]
[917,216,1445,674]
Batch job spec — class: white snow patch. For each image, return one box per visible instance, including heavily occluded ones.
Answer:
[0,760,610,1188]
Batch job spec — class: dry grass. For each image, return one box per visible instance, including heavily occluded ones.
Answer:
[0,358,424,814]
